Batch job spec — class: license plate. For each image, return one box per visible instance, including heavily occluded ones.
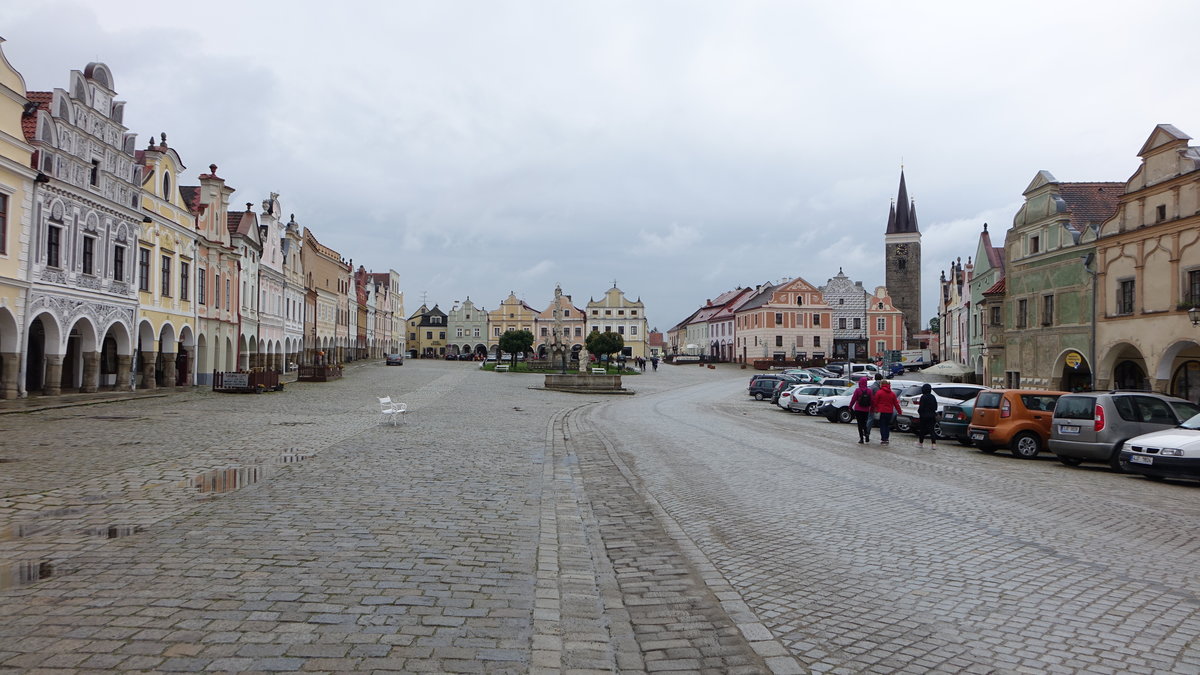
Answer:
[1058,425,1080,435]
[970,431,986,441]
[1129,455,1153,465]
[943,412,957,420]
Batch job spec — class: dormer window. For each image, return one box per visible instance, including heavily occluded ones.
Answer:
[1157,204,1167,222]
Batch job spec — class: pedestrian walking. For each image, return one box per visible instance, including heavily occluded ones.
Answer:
[651,357,658,371]
[915,383,938,447]
[849,378,874,443]
[871,380,902,445]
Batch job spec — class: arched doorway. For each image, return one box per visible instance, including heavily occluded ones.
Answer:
[1114,360,1149,390]
[1171,360,1200,404]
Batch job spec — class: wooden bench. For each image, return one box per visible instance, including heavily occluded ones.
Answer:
[494,364,510,372]
[591,367,606,375]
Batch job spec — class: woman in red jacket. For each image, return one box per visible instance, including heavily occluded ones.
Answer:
[871,379,903,445]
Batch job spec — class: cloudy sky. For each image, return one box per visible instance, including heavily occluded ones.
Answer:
[4,1,1199,332]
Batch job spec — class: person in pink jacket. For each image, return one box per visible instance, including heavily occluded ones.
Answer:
[849,378,874,443]
[871,380,903,445]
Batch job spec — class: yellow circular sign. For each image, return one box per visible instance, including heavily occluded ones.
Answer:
[1064,351,1082,368]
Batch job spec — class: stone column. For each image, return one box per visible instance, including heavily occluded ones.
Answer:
[139,351,157,390]
[0,352,18,399]
[117,354,133,391]
[161,355,177,388]
[81,352,100,393]
[43,354,63,396]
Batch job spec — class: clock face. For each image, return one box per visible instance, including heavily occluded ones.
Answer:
[895,244,909,257]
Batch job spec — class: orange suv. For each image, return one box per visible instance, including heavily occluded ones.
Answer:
[968,389,1068,459]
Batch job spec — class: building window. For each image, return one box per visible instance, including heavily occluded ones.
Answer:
[618,309,624,315]
[1029,235,1040,255]
[1042,294,1054,326]
[475,328,482,338]
[161,255,171,296]
[813,336,821,347]
[494,327,501,337]
[540,327,547,337]
[775,312,783,325]
[1006,371,1021,389]
[1188,270,1200,307]
[990,306,1001,326]
[89,160,100,186]
[812,313,820,326]
[853,317,861,330]
[426,331,432,339]
[775,335,783,347]
[630,325,637,336]
[1117,279,1135,315]
[1017,299,1028,328]
[439,331,445,339]
[876,340,885,353]
[605,310,612,315]
[795,336,804,347]
[199,270,207,304]
[47,224,61,268]
[180,262,189,300]
[113,245,125,280]
[0,194,7,255]
[876,317,886,331]
[631,310,637,316]
[82,236,95,275]
[1157,204,1167,222]
[618,325,625,335]
[574,327,581,337]
[838,318,847,329]
[138,248,150,291]
[225,277,230,309]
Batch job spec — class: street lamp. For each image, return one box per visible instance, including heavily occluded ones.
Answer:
[1189,306,1200,327]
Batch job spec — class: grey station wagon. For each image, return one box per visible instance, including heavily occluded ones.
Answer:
[1049,391,1200,470]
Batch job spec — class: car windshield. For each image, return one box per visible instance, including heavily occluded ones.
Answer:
[1170,401,1200,422]
[1180,412,1200,430]
[900,385,922,397]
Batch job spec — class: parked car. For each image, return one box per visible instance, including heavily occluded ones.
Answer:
[780,370,823,384]
[939,395,980,445]
[1118,413,1200,482]
[749,377,789,401]
[784,385,851,415]
[385,353,404,366]
[815,379,922,424]
[1050,391,1200,470]
[818,377,850,389]
[968,389,1067,458]
[894,383,987,434]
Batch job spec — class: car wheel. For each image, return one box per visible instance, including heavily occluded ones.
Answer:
[805,402,818,416]
[894,418,911,433]
[837,407,853,424]
[1108,446,1126,472]
[754,393,764,401]
[1011,432,1041,459]
[933,421,947,439]
[1057,455,1084,467]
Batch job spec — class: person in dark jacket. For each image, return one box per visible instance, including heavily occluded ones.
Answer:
[849,378,874,443]
[915,383,938,446]
[871,380,903,445]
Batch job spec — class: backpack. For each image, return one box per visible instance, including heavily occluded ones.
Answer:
[858,387,872,407]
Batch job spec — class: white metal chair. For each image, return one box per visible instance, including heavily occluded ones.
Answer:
[378,397,406,425]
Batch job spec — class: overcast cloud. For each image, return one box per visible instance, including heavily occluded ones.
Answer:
[3,1,1198,330]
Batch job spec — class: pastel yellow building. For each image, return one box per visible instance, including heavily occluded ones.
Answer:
[586,284,648,359]
[0,39,35,398]
[488,292,538,357]
[135,134,196,388]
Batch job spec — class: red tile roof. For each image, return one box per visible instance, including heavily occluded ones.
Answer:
[982,278,1006,295]
[21,91,52,143]
[1059,182,1123,232]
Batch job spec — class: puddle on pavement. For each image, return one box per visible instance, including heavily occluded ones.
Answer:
[187,451,310,496]
[0,560,54,589]
[0,522,46,541]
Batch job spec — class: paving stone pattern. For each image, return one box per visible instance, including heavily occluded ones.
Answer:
[0,360,776,673]
[586,375,1200,674]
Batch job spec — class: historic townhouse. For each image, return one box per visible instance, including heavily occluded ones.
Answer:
[407,303,447,358]
[280,213,305,367]
[367,270,402,357]
[488,292,537,357]
[937,258,972,366]
[586,284,647,359]
[863,286,905,359]
[1095,124,1200,398]
[0,40,36,398]
[301,228,348,364]
[255,193,287,372]
[1002,172,1119,390]
[184,165,239,384]
[23,62,142,395]
[666,310,696,357]
[966,224,1004,381]
[227,203,259,371]
[135,133,196,388]
[820,269,871,361]
[536,286,585,360]
[447,296,486,359]
[685,302,718,359]
[705,287,754,362]
[352,265,368,360]
[734,277,833,363]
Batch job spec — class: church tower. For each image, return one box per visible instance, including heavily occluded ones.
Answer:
[884,169,922,347]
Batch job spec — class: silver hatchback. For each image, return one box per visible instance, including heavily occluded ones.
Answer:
[1049,392,1200,470]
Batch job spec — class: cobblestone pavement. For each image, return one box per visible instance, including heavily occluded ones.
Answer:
[0,360,782,673]
[586,372,1200,674]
